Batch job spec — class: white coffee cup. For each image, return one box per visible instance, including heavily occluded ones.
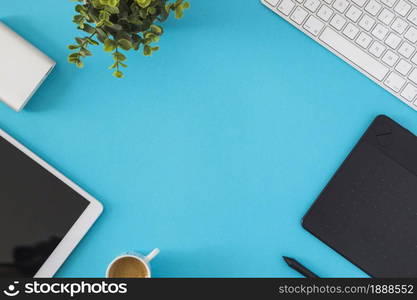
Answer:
[106,248,160,278]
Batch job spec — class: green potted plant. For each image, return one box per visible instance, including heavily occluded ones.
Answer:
[68,0,190,78]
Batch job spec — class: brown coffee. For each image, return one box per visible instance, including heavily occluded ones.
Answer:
[108,257,149,278]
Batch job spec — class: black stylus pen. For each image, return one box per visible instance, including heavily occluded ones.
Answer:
[283,256,320,278]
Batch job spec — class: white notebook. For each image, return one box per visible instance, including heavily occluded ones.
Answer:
[0,22,55,111]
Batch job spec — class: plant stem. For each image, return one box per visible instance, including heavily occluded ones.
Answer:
[77,32,97,56]
[115,47,120,72]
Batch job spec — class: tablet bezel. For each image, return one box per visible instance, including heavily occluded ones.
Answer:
[0,128,103,278]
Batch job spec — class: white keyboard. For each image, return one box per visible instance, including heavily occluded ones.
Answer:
[262,0,417,111]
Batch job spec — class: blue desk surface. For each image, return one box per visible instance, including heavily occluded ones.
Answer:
[2,0,417,278]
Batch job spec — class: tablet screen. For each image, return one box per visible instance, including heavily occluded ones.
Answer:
[0,135,89,277]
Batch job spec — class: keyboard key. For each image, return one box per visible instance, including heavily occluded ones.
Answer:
[391,18,408,34]
[330,14,347,30]
[356,32,373,48]
[409,68,417,84]
[369,41,386,57]
[343,23,360,39]
[372,24,389,40]
[317,5,334,21]
[291,6,309,24]
[303,15,325,35]
[401,83,417,101]
[378,8,395,25]
[319,27,389,80]
[382,50,399,66]
[333,0,349,13]
[359,14,376,31]
[380,0,397,7]
[352,0,368,7]
[365,0,382,16]
[395,59,412,75]
[277,0,296,15]
[384,72,406,92]
[405,27,417,43]
[265,0,280,6]
[304,0,321,12]
[398,42,415,58]
[408,9,417,25]
[411,53,417,65]
[394,0,411,16]
[385,32,402,49]
[346,5,363,22]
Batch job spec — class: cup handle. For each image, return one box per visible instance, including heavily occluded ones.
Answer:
[144,248,160,263]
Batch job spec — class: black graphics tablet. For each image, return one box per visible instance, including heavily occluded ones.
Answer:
[302,115,417,278]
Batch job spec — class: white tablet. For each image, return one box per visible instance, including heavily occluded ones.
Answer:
[0,129,103,278]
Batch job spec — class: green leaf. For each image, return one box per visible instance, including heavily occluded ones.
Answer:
[175,7,184,19]
[117,39,132,50]
[68,44,80,50]
[75,37,84,45]
[99,10,111,21]
[147,7,156,15]
[76,60,84,68]
[107,23,123,31]
[150,24,163,35]
[104,38,116,52]
[68,55,79,63]
[75,4,87,13]
[104,5,120,14]
[73,14,84,24]
[108,0,120,7]
[135,0,152,8]
[80,48,92,57]
[82,24,96,34]
[144,32,159,43]
[113,70,124,78]
[113,52,126,61]
[143,45,152,56]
